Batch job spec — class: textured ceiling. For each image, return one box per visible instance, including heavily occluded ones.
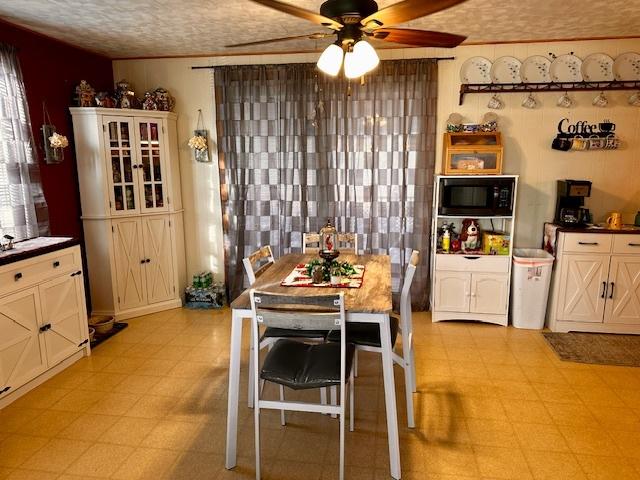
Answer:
[0,0,639,58]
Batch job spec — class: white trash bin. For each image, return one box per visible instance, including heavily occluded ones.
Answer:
[511,249,554,329]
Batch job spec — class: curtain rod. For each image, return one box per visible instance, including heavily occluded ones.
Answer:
[191,56,455,70]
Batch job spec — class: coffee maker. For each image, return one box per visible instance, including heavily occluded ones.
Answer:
[555,180,592,226]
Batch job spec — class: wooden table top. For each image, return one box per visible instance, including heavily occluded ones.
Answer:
[230,253,393,313]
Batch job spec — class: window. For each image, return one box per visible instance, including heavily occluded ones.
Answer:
[0,43,48,242]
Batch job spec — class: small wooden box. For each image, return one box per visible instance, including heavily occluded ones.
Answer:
[443,132,503,175]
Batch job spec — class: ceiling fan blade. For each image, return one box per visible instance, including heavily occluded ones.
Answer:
[371,28,466,47]
[361,0,467,28]
[226,33,333,48]
[248,0,343,30]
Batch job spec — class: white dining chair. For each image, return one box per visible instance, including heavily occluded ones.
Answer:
[243,245,328,408]
[249,290,355,480]
[328,250,419,428]
[303,232,358,254]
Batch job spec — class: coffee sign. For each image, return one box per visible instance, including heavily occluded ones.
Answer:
[551,118,619,151]
[557,118,616,136]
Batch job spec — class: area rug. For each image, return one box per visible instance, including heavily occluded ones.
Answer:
[542,332,640,367]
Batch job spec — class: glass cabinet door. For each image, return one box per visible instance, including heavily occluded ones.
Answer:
[136,120,167,212]
[105,119,138,214]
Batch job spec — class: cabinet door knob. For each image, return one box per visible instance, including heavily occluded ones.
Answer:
[609,282,615,299]
[53,261,60,268]
[132,164,138,169]
[601,281,607,299]
[14,272,22,281]
[0,386,11,395]
[39,323,52,333]
[146,258,151,263]
[140,259,146,264]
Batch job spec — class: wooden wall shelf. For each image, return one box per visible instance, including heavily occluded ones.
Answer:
[459,80,640,105]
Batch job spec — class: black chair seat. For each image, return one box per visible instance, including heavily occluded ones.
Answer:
[261,339,355,390]
[326,314,399,348]
[262,327,327,339]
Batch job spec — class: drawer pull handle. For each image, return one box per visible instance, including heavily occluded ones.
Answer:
[39,323,52,333]
[601,281,607,299]
[628,243,640,247]
[78,339,89,347]
[53,261,60,268]
[463,256,480,260]
[609,282,615,299]
[0,386,11,395]
[132,164,138,169]
[70,270,82,277]
[578,242,599,246]
[14,272,22,281]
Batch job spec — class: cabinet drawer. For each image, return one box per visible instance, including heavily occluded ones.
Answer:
[562,234,612,253]
[0,248,80,297]
[436,254,510,273]
[612,235,640,254]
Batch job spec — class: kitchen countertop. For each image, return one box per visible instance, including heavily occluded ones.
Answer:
[0,237,80,267]
[554,224,640,234]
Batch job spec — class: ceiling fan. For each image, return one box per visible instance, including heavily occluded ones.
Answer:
[226,0,468,78]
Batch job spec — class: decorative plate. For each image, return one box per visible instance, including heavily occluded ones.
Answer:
[549,54,583,82]
[581,53,615,81]
[490,56,522,83]
[520,55,552,83]
[460,57,492,84]
[613,52,640,81]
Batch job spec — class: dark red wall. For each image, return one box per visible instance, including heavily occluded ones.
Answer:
[0,19,113,238]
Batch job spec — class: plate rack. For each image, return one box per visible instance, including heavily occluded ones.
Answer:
[459,80,640,105]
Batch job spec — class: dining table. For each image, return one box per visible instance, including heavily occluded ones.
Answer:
[225,253,401,479]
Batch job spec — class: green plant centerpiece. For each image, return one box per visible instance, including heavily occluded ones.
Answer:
[306,258,357,283]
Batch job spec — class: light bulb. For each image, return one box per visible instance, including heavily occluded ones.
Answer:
[317,44,343,76]
[344,40,379,79]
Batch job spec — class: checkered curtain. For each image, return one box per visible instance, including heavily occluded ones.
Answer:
[215,60,436,308]
[0,43,48,241]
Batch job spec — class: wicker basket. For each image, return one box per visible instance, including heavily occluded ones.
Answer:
[89,315,115,335]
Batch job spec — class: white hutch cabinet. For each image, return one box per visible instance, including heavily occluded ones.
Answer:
[70,108,186,320]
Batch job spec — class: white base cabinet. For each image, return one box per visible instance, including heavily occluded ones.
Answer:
[0,245,90,408]
[548,232,640,333]
[70,108,186,320]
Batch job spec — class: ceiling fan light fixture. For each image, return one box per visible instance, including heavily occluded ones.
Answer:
[317,43,344,76]
[343,40,379,78]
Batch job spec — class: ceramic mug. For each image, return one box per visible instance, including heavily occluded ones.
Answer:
[552,137,573,151]
[557,93,572,108]
[592,92,608,107]
[571,136,588,151]
[606,212,623,230]
[522,93,537,109]
[487,94,504,110]
[605,134,620,149]
[588,135,606,149]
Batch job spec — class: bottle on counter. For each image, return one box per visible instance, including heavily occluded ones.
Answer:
[442,227,451,253]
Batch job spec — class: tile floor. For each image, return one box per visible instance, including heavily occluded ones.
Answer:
[1,307,640,479]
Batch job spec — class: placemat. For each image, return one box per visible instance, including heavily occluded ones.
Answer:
[281,263,365,288]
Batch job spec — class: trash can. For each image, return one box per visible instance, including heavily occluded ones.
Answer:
[511,249,555,329]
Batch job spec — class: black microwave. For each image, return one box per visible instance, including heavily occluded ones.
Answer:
[439,177,515,216]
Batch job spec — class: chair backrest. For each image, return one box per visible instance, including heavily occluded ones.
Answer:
[303,232,358,254]
[242,246,275,285]
[250,290,345,332]
[400,250,419,334]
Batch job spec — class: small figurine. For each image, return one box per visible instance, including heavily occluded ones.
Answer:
[75,80,96,107]
[114,79,135,109]
[153,87,175,112]
[460,218,481,252]
[142,91,158,111]
[95,91,116,108]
